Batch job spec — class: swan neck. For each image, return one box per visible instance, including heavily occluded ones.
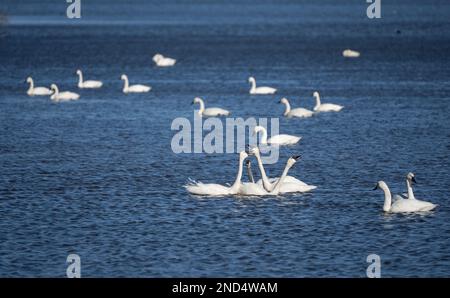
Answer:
[78,72,83,85]
[406,180,415,200]
[259,128,268,144]
[314,94,321,110]
[283,101,291,115]
[231,155,245,191]
[250,79,256,91]
[27,79,34,93]
[123,77,129,91]
[247,164,255,184]
[198,100,205,114]
[380,184,392,212]
[254,152,273,191]
[272,161,291,194]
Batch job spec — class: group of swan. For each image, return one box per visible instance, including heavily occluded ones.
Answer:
[185,146,316,197]
[192,92,342,119]
[374,173,437,213]
[26,52,175,99]
[279,93,343,118]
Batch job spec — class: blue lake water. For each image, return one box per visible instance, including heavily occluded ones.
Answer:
[0,0,450,277]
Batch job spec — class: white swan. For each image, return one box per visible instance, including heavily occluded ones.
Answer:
[153,53,176,67]
[121,74,151,93]
[76,70,103,89]
[50,84,80,102]
[192,97,230,117]
[185,151,248,196]
[343,49,360,58]
[253,125,301,146]
[313,91,343,112]
[248,77,277,95]
[399,173,437,211]
[249,146,316,193]
[373,178,436,213]
[26,77,52,96]
[239,155,300,196]
[280,97,314,118]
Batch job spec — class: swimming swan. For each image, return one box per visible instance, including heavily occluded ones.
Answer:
[373,177,436,213]
[153,53,176,67]
[239,155,300,196]
[248,77,277,95]
[343,49,360,58]
[26,77,52,96]
[399,173,437,211]
[280,97,314,118]
[253,125,301,146]
[76,70,103,89]
[50,84,80,102]
[249,146,316,193]
[192,97,230,117]
[313,91,343,112]
[185,151,248,196]
[121,74,151,93]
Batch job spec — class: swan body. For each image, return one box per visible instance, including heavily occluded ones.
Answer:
[50,84,80,102]
[249,146,316,193]
[26,77,52,96]
[192,97,230,117]
[185,151,247,196]
[248,77,277,95]
[313,91,343,112]
[153,53,176,67]
[374,177,436,213]
[76,70,103,89]
[254,125,300,146]
[121,74,151,93]
[280,97,314,118]
[343,49,360,58]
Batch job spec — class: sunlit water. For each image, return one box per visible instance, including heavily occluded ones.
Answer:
[1,0,450,277]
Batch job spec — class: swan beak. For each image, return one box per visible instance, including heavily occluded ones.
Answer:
[412,177,417,184]
[293,155,301,161]
[372,184,378,190]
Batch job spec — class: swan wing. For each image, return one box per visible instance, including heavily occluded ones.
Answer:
[268,134,301,145]
[203,108,230,117]
[317,103,343,112]
[33,87,52,95]
[289,108,314,118]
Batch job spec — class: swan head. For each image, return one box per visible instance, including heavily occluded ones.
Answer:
[50,84,57,90]
[313,91,320,97]
[407,172,417,184]
[248,77,255,83]
[245,160,251,168]
[246,145,260,156]
[153,54,163,62]
[253,125,265,135]
[287,155,301,168]
[26,77,32,83]
[280,97,289,104]
[373,181,388,190]
[120,74,127,80]
[76,69,82,75]
[192,97,203,104]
